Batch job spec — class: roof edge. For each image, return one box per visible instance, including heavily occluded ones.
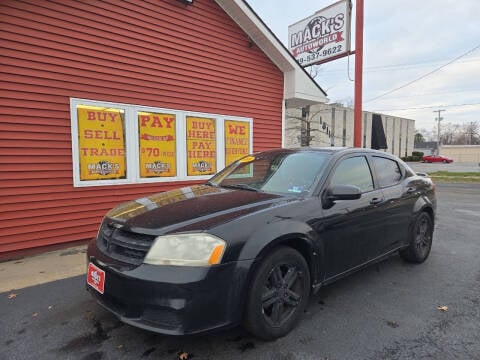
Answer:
[215,0,328,102]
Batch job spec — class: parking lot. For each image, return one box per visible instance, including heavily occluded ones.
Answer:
[1,183,479,360]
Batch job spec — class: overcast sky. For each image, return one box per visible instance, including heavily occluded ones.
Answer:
[246,0,480,131]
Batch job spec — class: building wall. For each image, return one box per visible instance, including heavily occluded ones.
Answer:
[285,105,415,157]
[440,145,480,163]
[362,112,372,149]
[0,0,284,252]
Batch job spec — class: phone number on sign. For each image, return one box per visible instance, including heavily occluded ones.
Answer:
[299,45,343,64]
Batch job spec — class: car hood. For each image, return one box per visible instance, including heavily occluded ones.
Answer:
[106,185,291,234]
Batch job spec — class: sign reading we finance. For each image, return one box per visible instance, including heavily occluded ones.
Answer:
[77,105,126,181]
[288,0,351,67]
[225,120,250,166]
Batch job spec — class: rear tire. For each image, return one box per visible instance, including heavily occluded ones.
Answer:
[244,247,310,340]
[442,160,447,163]
[400,212,433,263]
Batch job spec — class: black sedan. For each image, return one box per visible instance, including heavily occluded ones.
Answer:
[86,148,436,340]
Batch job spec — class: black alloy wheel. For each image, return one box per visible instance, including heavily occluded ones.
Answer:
[400,212,433,263]
[244,247,310,340]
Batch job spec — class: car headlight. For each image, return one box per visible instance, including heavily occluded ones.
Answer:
[143,233,226,266]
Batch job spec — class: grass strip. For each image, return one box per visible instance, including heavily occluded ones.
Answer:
[427,171,480,183]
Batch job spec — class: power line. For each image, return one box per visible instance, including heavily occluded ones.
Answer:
[371,102,480,112]
[364,44,480,103]
[319,56,480,74]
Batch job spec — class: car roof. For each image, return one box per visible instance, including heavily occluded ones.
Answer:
[258,147,399,159]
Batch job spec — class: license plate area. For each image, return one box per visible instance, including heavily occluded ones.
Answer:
[87,262,105,294]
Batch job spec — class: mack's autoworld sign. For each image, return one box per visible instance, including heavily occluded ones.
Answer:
[288,0,351,67]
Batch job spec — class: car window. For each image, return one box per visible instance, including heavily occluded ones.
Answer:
[371,156,402,187]
[330,156,374,193]
[401,163,415,177]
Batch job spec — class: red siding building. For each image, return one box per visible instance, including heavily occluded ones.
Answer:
[0,0,326,253]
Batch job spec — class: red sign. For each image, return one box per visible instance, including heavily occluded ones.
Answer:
[288,0,351,66]
[87,263,105,294]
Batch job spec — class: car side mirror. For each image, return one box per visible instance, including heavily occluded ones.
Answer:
[323,185,362,209]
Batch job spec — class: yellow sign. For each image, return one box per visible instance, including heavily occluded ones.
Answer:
[225,120,250,166]
[138,112,176,177]
[186,117,216,176]
[77,105,126,180]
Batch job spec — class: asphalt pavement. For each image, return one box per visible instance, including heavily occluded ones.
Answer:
[1,183,479,360]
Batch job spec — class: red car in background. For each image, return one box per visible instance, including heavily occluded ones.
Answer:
[422,155,453,163]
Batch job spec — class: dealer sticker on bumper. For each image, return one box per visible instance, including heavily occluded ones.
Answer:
[87,262,105,294]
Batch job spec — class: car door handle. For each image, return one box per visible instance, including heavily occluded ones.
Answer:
[370,197,383,205]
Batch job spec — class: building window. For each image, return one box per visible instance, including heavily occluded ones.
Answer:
[138,111,177,178]
[70,98,252,187]
[76,105,127,181]
[225,120,251,166]
[186,116,216,176]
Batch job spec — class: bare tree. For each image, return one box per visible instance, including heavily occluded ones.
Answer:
[464,121,480,145]
[286,105,325,147]
[440,121,479,145]
[286,105,348,147]
[306,64,322,79]
[332,97,354,108]
[416,128,436,142]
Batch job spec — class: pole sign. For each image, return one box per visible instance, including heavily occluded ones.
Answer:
[288,0,351,67]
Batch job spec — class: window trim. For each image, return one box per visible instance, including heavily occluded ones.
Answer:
[70,98,253,187]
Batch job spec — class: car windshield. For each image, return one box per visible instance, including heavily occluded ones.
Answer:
[208,151,330,195]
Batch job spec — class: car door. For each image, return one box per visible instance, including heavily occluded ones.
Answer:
[369,155,414,254]
[316,155,387,279]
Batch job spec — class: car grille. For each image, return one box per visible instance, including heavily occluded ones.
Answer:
[97,222,156,265]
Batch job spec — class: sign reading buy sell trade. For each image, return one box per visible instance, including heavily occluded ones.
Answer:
[138,112,176,178]
[288,0,351,67]
[77,105,126,180]
[186,116,216,176]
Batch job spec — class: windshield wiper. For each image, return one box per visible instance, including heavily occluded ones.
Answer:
[220,184,262,192]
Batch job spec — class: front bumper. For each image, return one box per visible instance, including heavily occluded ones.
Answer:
[86,240,253,335]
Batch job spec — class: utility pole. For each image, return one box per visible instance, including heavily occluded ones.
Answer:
[433,109,446,155]
[353,0,364,147]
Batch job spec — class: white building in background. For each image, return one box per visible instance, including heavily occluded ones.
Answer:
[285,104,415,158]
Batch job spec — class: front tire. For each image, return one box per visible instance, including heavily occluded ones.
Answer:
[244,247,310,340]
[400,212,433,263]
